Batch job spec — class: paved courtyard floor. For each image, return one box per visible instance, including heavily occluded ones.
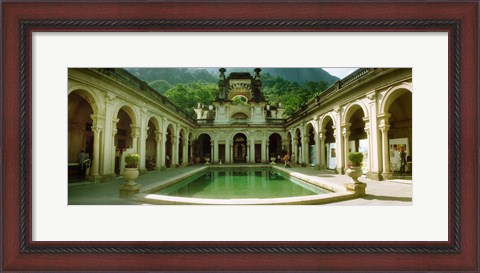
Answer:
[68,164,412,205]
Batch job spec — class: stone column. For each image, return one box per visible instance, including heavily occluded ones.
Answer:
[292,136,298,165]
[261,137,267,163]
[366,92,382,180]
[155,131,162,170]
[91,127,102,178]
[213,138,219,163]
[318,131,326,169]
[188,138,194,164]
[172,136,178,166]
[332,126,341,173]
[182,137,188,166]
[249,137,256,163]
[111,119,119,176]
[160,117,168,169]
[130,125,140,153]
[210,139,214,162]
[138,126,148,173]
[380,123,392,180]
[230,141,234,163]
[363,118,371,175]
[100,94,115,177]
[303,135,309,165]
[225,139,231,164]
[342,124,351,172]
[246,141,250,163]
[265,140,269,163]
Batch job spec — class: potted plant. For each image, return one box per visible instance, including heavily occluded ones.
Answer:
[123,153,140,186]
[346,152,364,183]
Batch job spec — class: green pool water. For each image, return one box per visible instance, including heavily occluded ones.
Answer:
[155,168,331,199]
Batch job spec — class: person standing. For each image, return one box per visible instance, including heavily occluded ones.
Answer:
[78,150,89,175]
[283,152,290,168]
[400,146,407,173]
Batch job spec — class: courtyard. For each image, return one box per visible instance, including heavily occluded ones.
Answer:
[68,165,412,206]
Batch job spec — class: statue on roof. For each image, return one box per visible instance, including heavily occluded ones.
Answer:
[217,68,228,101]
[251,68,265,102]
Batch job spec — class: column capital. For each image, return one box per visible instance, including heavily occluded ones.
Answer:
[91,127,103,135]
[377,113,391,123]
[379,124,390,133]
[318,131,326,140]
[341,122,351,129]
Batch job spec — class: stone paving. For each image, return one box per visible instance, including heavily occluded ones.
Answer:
[68,164,412,205]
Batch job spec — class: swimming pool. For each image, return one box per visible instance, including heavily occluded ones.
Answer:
[133,165,355,205]
[154,168,331,199]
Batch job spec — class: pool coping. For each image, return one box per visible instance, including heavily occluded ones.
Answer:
[131,165,357,205]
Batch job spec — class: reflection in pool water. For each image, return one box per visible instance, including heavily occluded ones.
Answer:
[155,168,331,199]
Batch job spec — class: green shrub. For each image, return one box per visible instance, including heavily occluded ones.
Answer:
[125,153,140,168]
[347,152,364,167]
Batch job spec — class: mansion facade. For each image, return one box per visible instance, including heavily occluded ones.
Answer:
[68,67,412,182]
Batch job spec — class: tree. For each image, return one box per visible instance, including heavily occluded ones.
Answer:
[164,82,217,118]
[149,80,172,93]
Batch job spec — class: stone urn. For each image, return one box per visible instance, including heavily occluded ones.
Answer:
[123,167,139,186]
[346,166,363,183]
[204,157,211,165]
[270,157,277,164]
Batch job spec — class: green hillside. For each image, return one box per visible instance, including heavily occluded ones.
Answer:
[125,67,336,118]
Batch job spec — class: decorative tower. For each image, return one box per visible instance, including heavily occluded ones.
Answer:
[202,68,272,125]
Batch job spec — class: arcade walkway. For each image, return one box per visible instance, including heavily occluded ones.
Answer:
[68,165,412,205]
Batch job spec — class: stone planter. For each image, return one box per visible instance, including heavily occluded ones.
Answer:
[270,157,277,164]
[204,157,211,165]
[120,166,141,197]
[123,167,139,186]
[346,166,363,183]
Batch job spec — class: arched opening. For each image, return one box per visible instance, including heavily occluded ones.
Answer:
[231,112,249,120]
[306,124,316,166]
[295,128,302,164]
[165,124,174,167]
[188,132,194,164]
[231,95,248,105]
[322,116,336,170]
[233,133,248,163]
[115,107,134,175]
[346,106,368,172]
[145,118,158,171]
[268,133,282,163]
[196,133,212,163]
[387,91,412,174]
[178,129,185,165]
[68,91,94,182]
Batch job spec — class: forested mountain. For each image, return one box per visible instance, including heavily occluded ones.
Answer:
[203,67,339,86]
[125,67,339,117]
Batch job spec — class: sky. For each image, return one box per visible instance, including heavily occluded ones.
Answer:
[322,68,358,79]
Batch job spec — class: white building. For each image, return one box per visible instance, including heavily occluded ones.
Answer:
[68,67,412,182]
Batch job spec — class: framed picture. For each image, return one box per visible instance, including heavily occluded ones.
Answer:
[2,1,478,272]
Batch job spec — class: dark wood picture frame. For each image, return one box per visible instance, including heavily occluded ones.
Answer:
[2,1,478,272]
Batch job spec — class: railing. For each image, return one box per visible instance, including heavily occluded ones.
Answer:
[285,68,378,124]
[96,68,196,123]
[196,119,214,125]
[266,118,286,125]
